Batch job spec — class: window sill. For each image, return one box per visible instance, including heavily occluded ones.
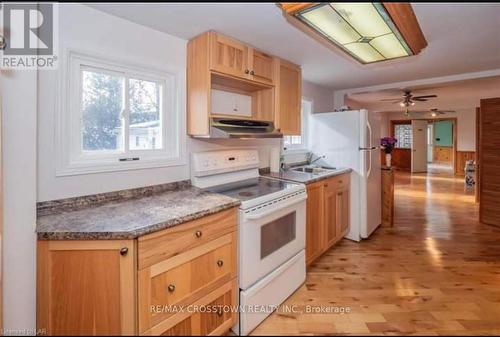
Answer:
[56,156,186,177]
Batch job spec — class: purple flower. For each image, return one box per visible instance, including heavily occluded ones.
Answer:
[381,137,397,154]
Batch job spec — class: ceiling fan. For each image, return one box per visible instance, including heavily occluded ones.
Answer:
[419,108,456,117]
[380,90,438,107]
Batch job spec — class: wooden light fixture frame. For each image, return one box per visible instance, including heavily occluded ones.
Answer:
[279,2,427,62]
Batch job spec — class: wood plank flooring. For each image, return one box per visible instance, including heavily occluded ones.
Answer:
[252,171,500,335]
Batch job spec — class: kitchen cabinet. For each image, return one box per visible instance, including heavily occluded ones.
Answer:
[305,173,351,266]
[37,208,239,336]
[248,48,275,85]
[305,181,324,265]
[37,240,136,335]
[210,32,248,79]
[187,31,301,136]
[275,59,302,135]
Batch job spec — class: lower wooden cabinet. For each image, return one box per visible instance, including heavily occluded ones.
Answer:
[305,173,351,266]
[37,240,137,335]
[147,280,237,336]
[37,208,239,336]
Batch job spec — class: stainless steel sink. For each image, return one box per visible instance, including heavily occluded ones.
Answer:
[291,165,337,174]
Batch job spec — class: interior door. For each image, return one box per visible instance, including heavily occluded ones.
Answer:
[479,98,500,226]
[411,120,428,173]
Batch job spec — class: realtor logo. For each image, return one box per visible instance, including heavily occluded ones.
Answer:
[1,2,58,69]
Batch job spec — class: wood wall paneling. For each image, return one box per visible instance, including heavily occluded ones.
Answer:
[479,98,500,226]
[433,146,453,163]
[455,151,476,176]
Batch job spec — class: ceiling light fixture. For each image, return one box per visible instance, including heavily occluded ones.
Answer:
[279,3,427,64]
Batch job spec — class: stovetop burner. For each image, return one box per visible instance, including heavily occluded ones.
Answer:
[205,176,300,202]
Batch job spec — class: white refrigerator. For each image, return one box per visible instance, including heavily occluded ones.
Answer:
[308,109,382,241]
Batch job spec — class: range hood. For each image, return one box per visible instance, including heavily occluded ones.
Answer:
[196,117,283,139]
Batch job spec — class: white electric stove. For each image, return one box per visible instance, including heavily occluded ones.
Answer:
[191,149,307,335]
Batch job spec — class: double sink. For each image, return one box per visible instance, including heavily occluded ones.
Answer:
[291,165,338,175]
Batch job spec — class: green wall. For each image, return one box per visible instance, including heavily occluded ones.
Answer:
[434,120,453,147]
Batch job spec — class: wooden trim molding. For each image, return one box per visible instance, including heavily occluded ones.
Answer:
[382,3,428,54]
[279,3,317,15]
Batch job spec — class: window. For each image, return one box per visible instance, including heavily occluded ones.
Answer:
[394,124,412,149]
[57,51,183,175]
[283,99,311,151]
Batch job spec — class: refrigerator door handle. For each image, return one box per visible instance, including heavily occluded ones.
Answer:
[366,120,373,178]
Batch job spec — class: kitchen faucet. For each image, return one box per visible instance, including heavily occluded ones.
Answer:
[308,153,326,166]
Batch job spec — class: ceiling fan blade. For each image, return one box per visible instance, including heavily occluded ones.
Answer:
[380,98,402,102]
[413,95,437,99]
[413,98,429,101]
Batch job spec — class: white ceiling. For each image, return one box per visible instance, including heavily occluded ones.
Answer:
[346,76,500,112]
[88,3,500,90]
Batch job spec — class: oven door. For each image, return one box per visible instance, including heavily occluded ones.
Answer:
[239,192,306,290]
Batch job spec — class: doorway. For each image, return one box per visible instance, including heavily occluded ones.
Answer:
[391,118,457,175]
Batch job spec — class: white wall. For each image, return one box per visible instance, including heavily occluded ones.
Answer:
[1,71,38,330]
[379,109,476,151]
[302,80,334,113]
[38,4,189,202]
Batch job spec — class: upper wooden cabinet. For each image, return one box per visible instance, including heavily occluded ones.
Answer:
[209,32,275,85]
[187,31,301,136]
[210,33,249,79]
[275,59,302,135]
[248,49,275,85]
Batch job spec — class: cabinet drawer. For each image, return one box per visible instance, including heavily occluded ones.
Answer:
[327,174,350,190]
[138,232,237,333]
[143,279,238,336]
[138,208,237,270]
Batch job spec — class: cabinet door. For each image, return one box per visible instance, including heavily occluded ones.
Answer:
[210,32,248,79]
[138,231,237,333]
[337,187,350,236]
[305,181,324,265]
[37,240,136,335]
[276,59,301,135]
[324,180,339,248]
[248,49,275,85]
[148,280,238,336]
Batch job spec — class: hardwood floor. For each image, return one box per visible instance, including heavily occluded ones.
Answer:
[252,171,500,335]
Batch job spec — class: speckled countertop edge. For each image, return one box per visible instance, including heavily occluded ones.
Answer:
[36,182,241,241]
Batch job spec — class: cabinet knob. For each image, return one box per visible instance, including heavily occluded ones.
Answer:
[324,183,328,187]
[119,247,128,256]
[250,70,255,75]
[244,69,249,74]
[167,284,176,293]
[338,180,343,184]
[195,230,203,238]
[217,259,224,267]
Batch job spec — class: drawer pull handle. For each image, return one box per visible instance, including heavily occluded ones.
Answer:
[119,247,128,256]
[195,230,203,238]
[217,260,224,267]
[167,284,176,293]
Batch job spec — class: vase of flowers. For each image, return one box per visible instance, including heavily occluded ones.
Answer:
[380,137,398,167]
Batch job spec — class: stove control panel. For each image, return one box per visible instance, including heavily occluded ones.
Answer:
[191,149,260,178]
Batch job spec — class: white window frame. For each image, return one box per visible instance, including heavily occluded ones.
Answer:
[56,50,185,176]
[283,99,312,153]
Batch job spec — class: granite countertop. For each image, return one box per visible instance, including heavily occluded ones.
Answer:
[36,183,240,240]
[263,167,352,185]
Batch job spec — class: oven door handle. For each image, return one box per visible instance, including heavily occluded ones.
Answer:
[244,194,307,220]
